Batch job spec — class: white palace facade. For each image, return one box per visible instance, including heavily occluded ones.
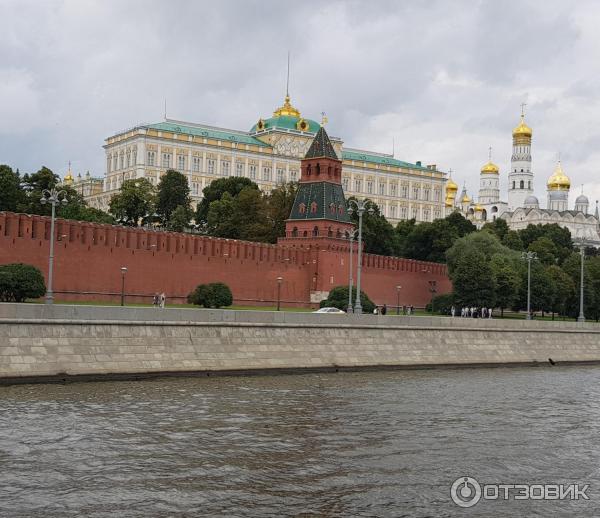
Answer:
[84,94,447,224]
[445,111,600,245]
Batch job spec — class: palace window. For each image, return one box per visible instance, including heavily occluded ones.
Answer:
[413,186,420,199]
[222,161,230,176]
[132,150,137,165]
[434,188,440,201]
[424,188,430,201]
[520,180,524,189]
[342,177,349,191]
[192,157,200,172]
[236,162,244,176]
[112,155,117,171]
[411,207,418,219]
[161,153,172,168]
[147,151,155,166]
[424,209,431,221]
[249,164,257,179]
[390,183,397,197]
[378,182,385,195]
[434,209,441,219]
[401,185,408,198]
[400,206,408,219]
[208,159,215,175]
[107,156,111,173]
[367,180,373,194]
[119,154,124,169]
[126,151,130,168]
[290,169,298,182]
[390,205,397,218]
[191,182,199,195]
[262,166,271,181]
[276,168,285,183]
[177,155,185,171]
[355,179,362,192]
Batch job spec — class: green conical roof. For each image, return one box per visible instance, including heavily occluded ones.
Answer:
[305,126,338,160]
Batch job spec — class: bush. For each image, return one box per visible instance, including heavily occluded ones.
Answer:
[0,263,46,302]
[425,292,454,314]
[188,282,233,308]
[319,285,375,314]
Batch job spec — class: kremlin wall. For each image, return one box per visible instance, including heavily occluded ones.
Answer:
[0,211,450,308]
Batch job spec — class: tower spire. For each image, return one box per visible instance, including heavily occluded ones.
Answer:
[488,146,492,161]
[520,102,527,118]
[286,50,290,97]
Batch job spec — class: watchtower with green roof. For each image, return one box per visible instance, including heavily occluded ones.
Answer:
[280,125,355,247]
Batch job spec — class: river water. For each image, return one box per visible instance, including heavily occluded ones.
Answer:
[1,366,599,517]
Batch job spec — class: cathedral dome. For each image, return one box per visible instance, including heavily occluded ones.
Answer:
[481,161,499,174]
[513,115,532,139]
[446,177,458,193]
[474,203,484,212]
[576,194,589,204]
[461,193,471,204]
[524,195,539,208]
[547,162,571,191]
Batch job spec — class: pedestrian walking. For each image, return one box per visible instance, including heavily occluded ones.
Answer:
[451,305,456,318]
[488,308,493,319]
[153,293,159,308]
[373,306,379,315]
[381,304,387,316]
[160,292,166,308]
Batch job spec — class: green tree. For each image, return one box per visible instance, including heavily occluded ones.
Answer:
[168,204,193,232]
[482,218,509,241]
[515,261,556,315]
[0,165,25,212]
[264,182,298,242]
[451,248,496,308]
[528,236,559,265]
[503,230,524,251]
[187,282,233,308]
[403,219,458,262]
[547,264,576,319]
[156,170,191,225]
[195,177,260,226]
[394,218,416,255]
[444,211,477,237]
[490,253,521,316]
[0,263,46,302]
[519,224,572,264]
[61,205,115,224]
[109,178,156,226]
[446,231,507,276]
[347,198,397,256]
[319,285,375,313]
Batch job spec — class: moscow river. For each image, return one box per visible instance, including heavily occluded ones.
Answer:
[1,366,600,517]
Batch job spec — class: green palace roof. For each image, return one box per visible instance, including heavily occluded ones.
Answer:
[249,115,321,134]
[341,149,431,171]
[145,121,270,147]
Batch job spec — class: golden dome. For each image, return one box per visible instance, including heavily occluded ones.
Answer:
[461,193,471,203]
[273,94,301,118]
[547,161,571,191]
[446,177,458,193]
[64,163,74,185]
[481,161,499,174]
[513,115,532,139]
[474,203,484,212]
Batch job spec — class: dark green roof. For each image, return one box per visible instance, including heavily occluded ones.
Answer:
[250,115,320,134]
[342,149,430,170]
[289,182,351,222]
[146,121,270,147]
[305,126,338,159]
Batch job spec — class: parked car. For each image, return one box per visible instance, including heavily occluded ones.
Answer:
[313,307,346,314]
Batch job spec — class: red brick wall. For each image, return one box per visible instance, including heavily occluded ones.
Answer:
[0,212,451,307]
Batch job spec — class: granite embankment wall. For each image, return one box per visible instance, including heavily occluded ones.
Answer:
[1,304,599,383]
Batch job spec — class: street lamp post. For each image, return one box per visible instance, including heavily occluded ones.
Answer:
[428,280,437,314]
[521,251,537,320]
[396,285,402,315]
[120,267,128,306]
[347,199,374,314]
[276,276,283,311]
[40,188,68,304]
[347,230,358,313]
[576,241,586,323]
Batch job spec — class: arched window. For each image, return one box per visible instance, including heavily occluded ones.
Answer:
[520,180,524,189]
[316,163,321,176]
[329,203,336,214]
[328,227,333,237]
[303,230,308,237]
[310,201,318,214]
[528,181,531,189]
[299,203,306,214]
[312,226,319,237]
[336,229,342,238]
[292,227,298,237]
[306,165,311,176]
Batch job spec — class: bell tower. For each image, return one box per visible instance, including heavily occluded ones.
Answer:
[508,104,534,210]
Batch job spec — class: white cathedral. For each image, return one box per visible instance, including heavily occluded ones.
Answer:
[445,111,600,245]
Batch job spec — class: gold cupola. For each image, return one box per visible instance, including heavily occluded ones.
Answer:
[513,114,532,144]
[547,161,571,191]
[445,176,458,207]
[481,161,499,174]
[64,162,74,185]
[273,94,301,118]
[461,192,471,204]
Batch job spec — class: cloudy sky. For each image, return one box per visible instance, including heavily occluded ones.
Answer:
[2,0,600,206]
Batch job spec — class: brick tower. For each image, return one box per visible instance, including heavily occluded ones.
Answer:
[280,125,355,247]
